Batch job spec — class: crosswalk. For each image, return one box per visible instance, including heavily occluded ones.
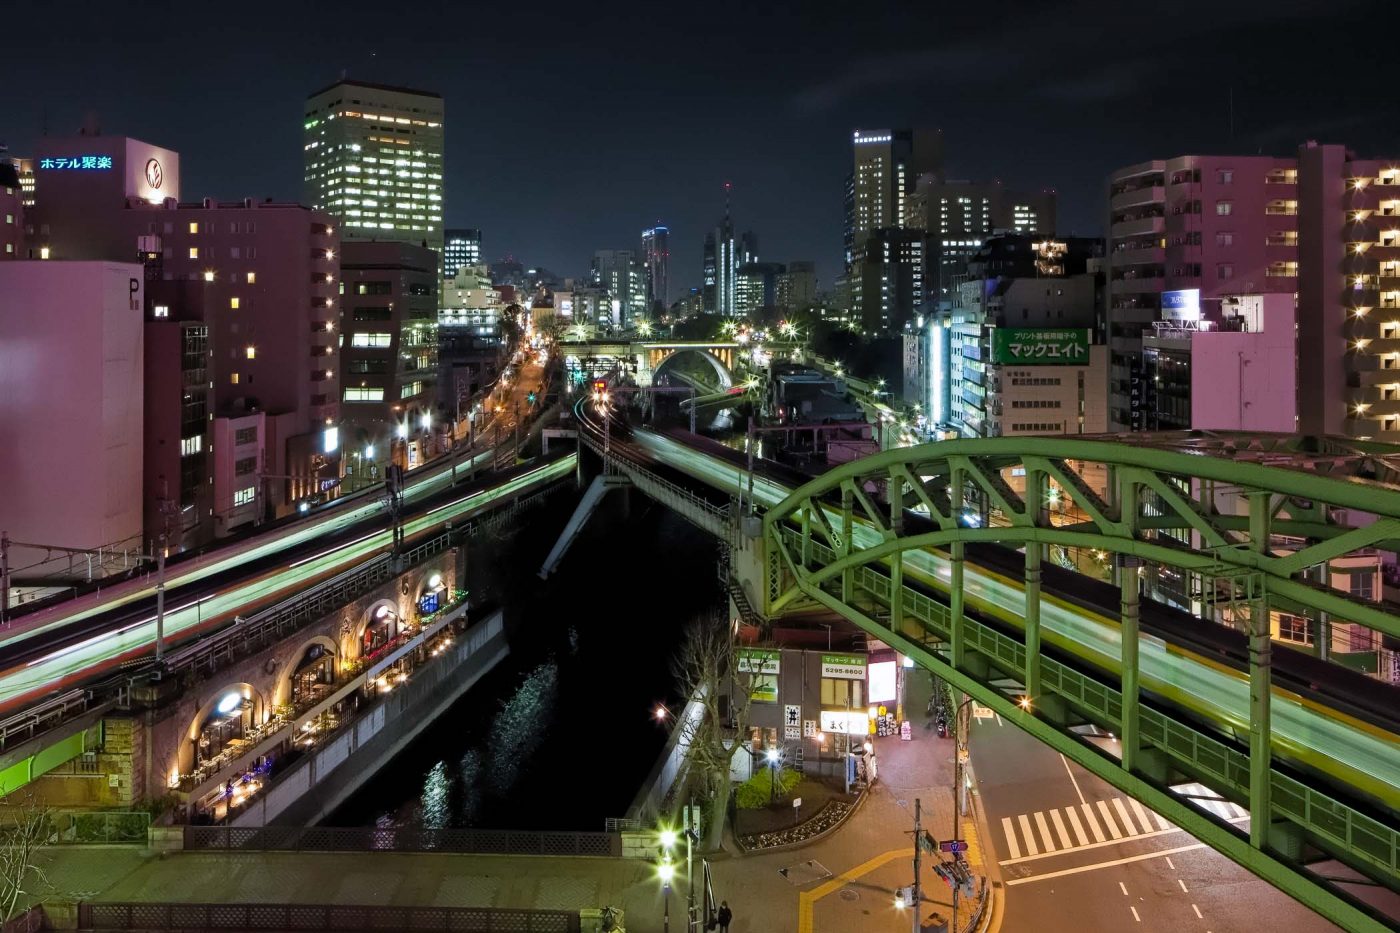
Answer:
[997,785,1248,863]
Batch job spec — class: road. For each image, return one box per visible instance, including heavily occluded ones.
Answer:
[971,710,1338,932]
[624,428,1400,810]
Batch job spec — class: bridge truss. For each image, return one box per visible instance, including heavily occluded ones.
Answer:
[755,434,1400,931]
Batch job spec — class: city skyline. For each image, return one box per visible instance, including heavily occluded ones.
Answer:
[3,1,1394,291]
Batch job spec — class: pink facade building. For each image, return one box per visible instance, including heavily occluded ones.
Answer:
[26,135,342,522]
[1107,154,1298,430]
[0,262,146,580]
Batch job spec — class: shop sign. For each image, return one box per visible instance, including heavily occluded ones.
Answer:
[39,155,114,170]
[784,704,801,729]
[803,719,817,737]
[821,653,866,680]
[820,710,870,736]
[749,677,778,703]
[990,328,1091,365]
[867,660,897,704]
[737,648,780,675]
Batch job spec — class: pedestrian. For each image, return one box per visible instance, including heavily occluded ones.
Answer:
[716,900,732,932]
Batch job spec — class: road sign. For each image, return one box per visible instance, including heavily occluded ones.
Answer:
[939,840,968,853]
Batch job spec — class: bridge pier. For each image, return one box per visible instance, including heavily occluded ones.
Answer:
[1248,494,1273,852]
[949,467,966,669]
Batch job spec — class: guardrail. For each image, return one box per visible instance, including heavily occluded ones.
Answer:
[77,903,581,932]
[579,432,730,538]
[183,825,620,857]
[0,687,120,754]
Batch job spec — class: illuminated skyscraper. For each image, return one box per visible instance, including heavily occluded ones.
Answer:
[443,228,481,279]
[641,225,669,311]
[303,79,444,261]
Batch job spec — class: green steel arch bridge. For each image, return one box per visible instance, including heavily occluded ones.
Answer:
[571,404,1400,932]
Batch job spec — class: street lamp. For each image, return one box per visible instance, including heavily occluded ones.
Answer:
[658,859,675,933]
[654,705,669,723]
[765,747,781,804]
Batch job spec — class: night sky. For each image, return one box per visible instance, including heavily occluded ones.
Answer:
[4,1,1393,292]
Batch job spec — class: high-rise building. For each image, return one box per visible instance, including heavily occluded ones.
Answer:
[443,228,481,279]
[642,225,669,311]
[735,261,784,316]
[1,159,24,259]
[340,241,439,467]
[25,134,341,519]
[905,176,1057,300]
[1105,154,1300,431]
[591,249,647,329]
[303,79,445,262]
[701,231,718,314]
[850,228,923,333]
[776,261,817,313]
[848,129,943,262]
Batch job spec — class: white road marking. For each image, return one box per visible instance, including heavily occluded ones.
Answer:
[1018,814,1039,856]
[1165,856,1176,870]
[1128,798,1157,835]
[1130,906,1141,922]
[1049,809,1074,850]
[1112,798,1140,836]
[1001,817,1022,860]
[1193,904,1203,919]
[1118,881,1129,896]
[1004,842,1210,886]
[1065,806,1090,847]
[1060,752,1086,806]
[1097,800,1124,839]
[1178,879,1189,893]
[1153,809,1174,832]
[1080,803,1107,843]
[1033,811,1057,852]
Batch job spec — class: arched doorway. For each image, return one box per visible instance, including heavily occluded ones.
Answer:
[191,684,260,770]
[288,641,336,706]
[417,572,448,615]
[361,601,401,656]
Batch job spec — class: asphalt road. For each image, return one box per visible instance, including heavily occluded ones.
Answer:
[969,709,1340,933]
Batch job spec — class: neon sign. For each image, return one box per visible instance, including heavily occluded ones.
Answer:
[38,156,114,170]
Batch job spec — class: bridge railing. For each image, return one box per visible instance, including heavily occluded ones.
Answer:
[579,432,730,537]
[76,903,581,932]
[183,824,620,857]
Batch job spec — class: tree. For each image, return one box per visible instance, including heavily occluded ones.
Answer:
[0,797,51,921]
[673,613,754,851]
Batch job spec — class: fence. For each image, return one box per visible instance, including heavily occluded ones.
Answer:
[77,903,580,932]
[183,825,620,857]
[53,810,150,844]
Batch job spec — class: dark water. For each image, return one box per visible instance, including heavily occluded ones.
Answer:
[328,489,722,832]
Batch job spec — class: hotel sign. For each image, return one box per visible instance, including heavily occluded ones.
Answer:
[39,156,114,170]
[991,328,1091,366]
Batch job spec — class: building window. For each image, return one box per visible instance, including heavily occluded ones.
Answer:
[1348,570,1376,601]
[245,346,256,359]
[153,304,170,318]
[180,436,203,457]
[1217,169,1233,185]
[233,487,256,507]
[1215,201,1233,216]
[234,426,257,445]
[234,456,257,476]
[247,272,256,284]
[231,373,240,385]
[820,677,863,709]
[344,386,385,402]
[188,222,199,234]
[1218,264,1234,280]
[1215,232,1233,247]
[230,297,240,309]
[188,247,199,259]
[350,332,392,348]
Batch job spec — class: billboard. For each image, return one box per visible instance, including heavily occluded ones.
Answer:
[990,329,1091,366]
[1161,288,1201,321]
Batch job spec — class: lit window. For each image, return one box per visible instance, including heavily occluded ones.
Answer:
[230,296,240,310]
[247,272,256,284]
[188,222,199,234]
[350,332,392,348]
[188,247,199,259]
[153,305,170,318]
[1215,201,1233,216]
[231,373,240,385]
[343,386,385,401]
[245,346,256,359]
[39,246,50,260]
[180,436,203,456]
[204,270,215,282]
[233,487,256,507]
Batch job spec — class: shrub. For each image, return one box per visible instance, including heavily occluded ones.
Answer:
[734,768,802,809]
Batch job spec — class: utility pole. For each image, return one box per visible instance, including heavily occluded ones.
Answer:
[154,534,167,663]
[912,797,923,933]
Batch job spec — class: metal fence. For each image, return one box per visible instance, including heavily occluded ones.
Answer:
[183,825,620,857]
[53,810,151,844]
[77,902,580,932]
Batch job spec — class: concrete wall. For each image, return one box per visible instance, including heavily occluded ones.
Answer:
[1191,295,1297,432]
[0,261,145,568]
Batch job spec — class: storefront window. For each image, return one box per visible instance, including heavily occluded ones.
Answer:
[290,644,334,705]
[820,677,863,709]
[196,691,250,767]
[363,605,399,654]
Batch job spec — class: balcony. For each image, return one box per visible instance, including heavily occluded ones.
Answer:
[1111,215,1165,239]
[1112,245,1166,267]
[1110,185,1164,212]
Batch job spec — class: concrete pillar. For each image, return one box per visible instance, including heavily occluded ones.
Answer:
[950,467,966,668]
[1247,494,1272,850]
[1023,469,1044,703]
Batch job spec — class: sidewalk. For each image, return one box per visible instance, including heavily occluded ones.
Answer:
[34,672,989,933]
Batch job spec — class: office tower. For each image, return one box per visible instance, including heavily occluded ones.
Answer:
[847,128,943,267]
[702,231,718,313]
[303,79,445,262]
[776,261,817,313]
[340,241,439,468]
[735,262,785,316]
[591,249,647,329]
[1105,154,1300,431]
[642,225,670,311]
[443,228,481,279]
[850,228,923,333]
